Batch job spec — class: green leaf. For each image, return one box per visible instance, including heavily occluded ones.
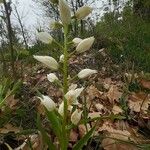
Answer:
[73,126,95,150]
[45,109,63,143]
[37,114,56,150]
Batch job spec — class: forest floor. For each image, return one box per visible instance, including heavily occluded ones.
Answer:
[0,50,150,150]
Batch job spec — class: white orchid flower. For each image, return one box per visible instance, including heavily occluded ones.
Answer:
[47,73,58,83]
[33,55,59,70]
[71,109,82,125]
[59,54,64,63]
[59,0,71,25]
[58,102,73,116]
[76,37,95,53]
[75,6,93,20]
[65,87,84,105]
[72,38,83,46]
[37,95,56,111]
[78,69,97,79]
[37,32,53,44]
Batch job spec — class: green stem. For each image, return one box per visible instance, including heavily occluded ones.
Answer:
[62,25,69,150]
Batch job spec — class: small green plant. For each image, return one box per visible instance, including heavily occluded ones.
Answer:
[0,78,21,109]
[33,0,97,149]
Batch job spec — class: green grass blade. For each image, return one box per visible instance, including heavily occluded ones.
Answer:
[73,126,95,150]
[37,114,56,150]
[45,109,62,139]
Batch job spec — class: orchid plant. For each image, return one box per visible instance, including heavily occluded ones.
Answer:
[34,0,97,149]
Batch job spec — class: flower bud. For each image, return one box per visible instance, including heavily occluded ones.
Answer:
[75,6,93,20]
[33,55,59,70]
[65,87,84,105]
[58,102,73,116]
[37,32,53,44]
[78,69,97,79]
[71,109,82,125]
[47,73,58,82]
[76,37,95,53]
[58,101,64,116]
[37,95,56,111]
[59,54,64,63]
[72,38,82,46]
[59,0,71,25]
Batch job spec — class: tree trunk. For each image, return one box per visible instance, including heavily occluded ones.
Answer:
[3,0,16,79]
[14,5,28,50]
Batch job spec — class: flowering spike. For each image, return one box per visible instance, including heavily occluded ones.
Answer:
[76,37,95,53]
[37,32,53,44]
[71,109,82,125]
[37,95,56,111]
[75,6,93,20]
[33,55,59,70]
[47,73,58,83]
[59,0,71,25]
[78,69,97,79]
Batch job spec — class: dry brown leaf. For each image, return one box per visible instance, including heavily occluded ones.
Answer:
[107,85,122,103]
[0,123,21,134]
[140,79,150,90]
[128,92,150,113]
[15,133,43,150]
[69,130,78,142]
[102,138,138,150]
[101,124,137,150]
[86,85,103,100]
[103,78,112,90]
[88,112,101,119]
[5,95,19,110]
[37,103,45,116]
[112,105,123,115]
[78,124,91,138]
[95,103,104,111]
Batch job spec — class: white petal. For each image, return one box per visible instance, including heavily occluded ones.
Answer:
[69,84,78,90]
[76,37,95,53]
[65,90,78,105]
[59,54,64,63]
[71,109,82,125]
[33,55,59,70]
[74,87,84,98]
[37,32,53,44]
[58,102,73,116]
[38,95,56,111]
[75,6,93,20]
[58,102,64,116]
[47,73,58,82]
[72,38,82,46]
[59,0,71,25]
[65,87,84,105]
[78,69,97,79]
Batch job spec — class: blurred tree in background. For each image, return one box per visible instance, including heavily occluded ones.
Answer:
[0,0,150,79]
